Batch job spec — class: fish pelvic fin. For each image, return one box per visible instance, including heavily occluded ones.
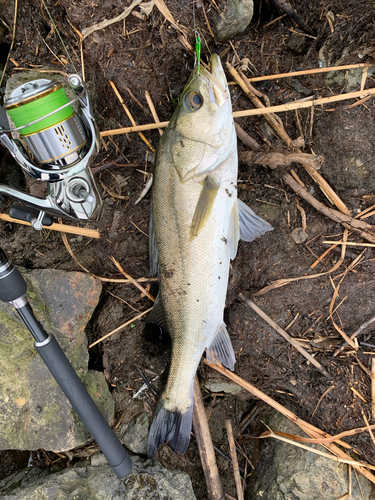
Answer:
[190,174,220,240]
[206,322,236,371]
[238,198,273,242]
[147,398,194,458]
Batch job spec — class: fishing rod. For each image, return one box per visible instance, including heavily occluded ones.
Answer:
[0,246,132,477]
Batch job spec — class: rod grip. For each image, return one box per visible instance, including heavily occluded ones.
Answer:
[35,335,132,478]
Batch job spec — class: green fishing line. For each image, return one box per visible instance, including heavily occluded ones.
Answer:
[6,87,74,136]
[196,35,201,74]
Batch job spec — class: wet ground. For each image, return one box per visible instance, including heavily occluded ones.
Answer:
[1,0,375,497]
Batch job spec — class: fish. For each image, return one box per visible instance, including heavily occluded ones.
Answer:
[147,53,273,458]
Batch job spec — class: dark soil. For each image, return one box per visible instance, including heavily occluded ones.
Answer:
[1,0,375,497]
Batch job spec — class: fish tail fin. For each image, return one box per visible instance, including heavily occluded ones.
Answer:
[147,398,194,458]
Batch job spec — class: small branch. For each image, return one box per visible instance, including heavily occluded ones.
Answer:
[372,359,375,420]
[283,174,375,243]
[234,123,261,151]
[225,420,244,500]
[271,0,315,36]
[239,150,323,170]
[239,294,332,378]
[192,376,225,500]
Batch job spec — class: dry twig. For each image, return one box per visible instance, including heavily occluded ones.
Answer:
[192,376,224,500]
[372,359,375,420]
[110,256,155,302]
[226,420,244,500]
[239,294,331,377]
[204,360,375,485]
[239,151,323,170]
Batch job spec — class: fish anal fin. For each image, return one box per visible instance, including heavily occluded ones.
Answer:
[238,198,273,242]
[147,294,167,331]
[190,175,220,240]
[206,322,236,371]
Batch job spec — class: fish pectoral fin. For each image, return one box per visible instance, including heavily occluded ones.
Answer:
[206,322,236,371]
[190,175,220,240]
[238,198,274,242]
[149,200,159,276]
[147,293,167,331]
[228,200,240,260]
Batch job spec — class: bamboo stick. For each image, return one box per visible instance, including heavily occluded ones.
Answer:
[246,63,371,83]
[0,213,100,238]
[192,376,225,500]
[100,87,375,138]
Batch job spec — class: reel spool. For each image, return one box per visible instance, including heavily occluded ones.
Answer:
[4,79,88,166]
[0,74,102,227]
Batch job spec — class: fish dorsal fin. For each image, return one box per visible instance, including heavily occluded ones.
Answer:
[228,200,240,260]
[238,198,273,242]
[206,322,235,371]
[149,200,159,276]
[147,293,167,331]
[190,174,220,240]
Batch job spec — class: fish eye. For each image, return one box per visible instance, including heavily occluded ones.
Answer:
[183,91,203,111]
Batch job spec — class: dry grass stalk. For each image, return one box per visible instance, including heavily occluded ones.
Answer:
[101,120,169,137]
[350,386,367,403]
[362,411,375,446]
[259,427,375,470]
[239,151,323,170]
[204,360,375,485]
[0,0,18,86]
[109,80,155,153]
[89,307,153,348]
[152,0,187,34]
[110,256,155,302]
[225,420,244,500]
[290,169,306,187]
[246,63,370,83]
[59,225,90,273]
[255,229,349,296]
[372,358,375,420]
[323,240,375,248]
[311,385,336,420]
[82,0,143,39]
[99,276,158,284]
[227,62,292,147]
[0,213,100,238]
[192,376,224,500]
[145,91,163,135]
[239,294,331,377]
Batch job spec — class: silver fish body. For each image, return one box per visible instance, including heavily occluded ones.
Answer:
[147,54,272,457]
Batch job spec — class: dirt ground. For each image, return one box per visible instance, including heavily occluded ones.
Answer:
[1,0,375,498]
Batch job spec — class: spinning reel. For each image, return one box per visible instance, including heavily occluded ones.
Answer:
[0,73,102,230]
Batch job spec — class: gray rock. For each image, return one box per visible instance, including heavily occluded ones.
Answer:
[291,227,308,244]
[119,411,150,455]
[246,411,374,499]
[0,269,115,452]
[214,0,254,42]
[203,375,244,395]
[0,455,196,499]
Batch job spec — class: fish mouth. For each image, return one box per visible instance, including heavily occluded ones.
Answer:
[205,54,229,106]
